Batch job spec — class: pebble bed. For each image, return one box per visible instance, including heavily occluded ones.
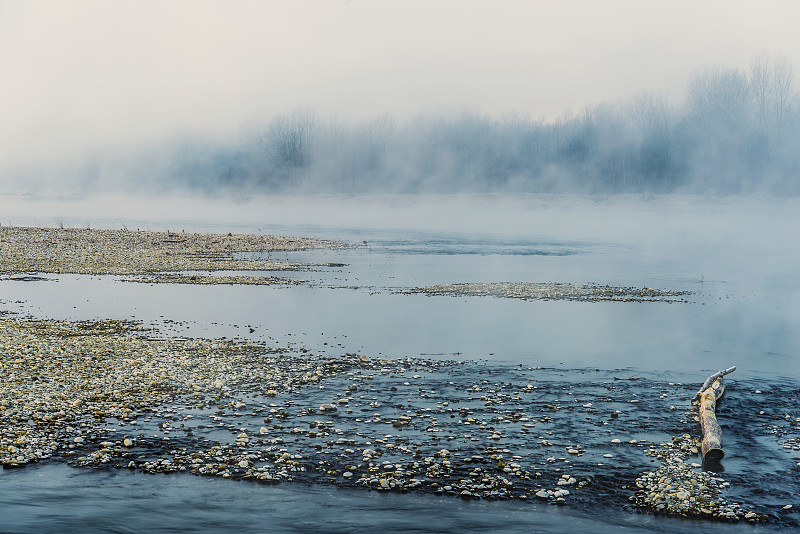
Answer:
[0,226,345,276]
[634,435,765,522]
[3,317,797,526]
[403,282,692,303]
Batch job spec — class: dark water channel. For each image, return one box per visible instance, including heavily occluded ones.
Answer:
[1,194,799,532]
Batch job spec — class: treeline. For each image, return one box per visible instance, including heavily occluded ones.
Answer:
[129,52,800,195]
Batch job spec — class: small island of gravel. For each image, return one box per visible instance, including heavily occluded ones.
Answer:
[0,225,347,284]
[403,282,692,303]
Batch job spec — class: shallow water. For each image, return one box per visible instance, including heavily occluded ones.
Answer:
[0,463,738,534]
[1,193,799,532]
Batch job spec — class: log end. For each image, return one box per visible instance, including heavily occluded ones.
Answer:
[702,447,725,465]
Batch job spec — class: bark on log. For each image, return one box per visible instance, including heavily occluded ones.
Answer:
[696,365,736,397]
[699,376,726,465]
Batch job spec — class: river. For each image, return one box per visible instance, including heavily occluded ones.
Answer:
[1,193,798,532]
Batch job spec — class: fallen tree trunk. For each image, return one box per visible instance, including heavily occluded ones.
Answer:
[698,374,728,465]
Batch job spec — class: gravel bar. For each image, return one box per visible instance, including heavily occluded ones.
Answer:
[403,282,692,303]
[0,226,346,276]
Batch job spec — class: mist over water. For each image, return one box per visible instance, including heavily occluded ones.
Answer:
[3,53,799,198]
[2,192,798,381]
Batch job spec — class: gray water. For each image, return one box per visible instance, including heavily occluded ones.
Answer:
[0,463,723,534]
[1,193,799,532]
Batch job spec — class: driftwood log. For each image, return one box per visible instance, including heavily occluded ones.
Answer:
[696,366,735,465]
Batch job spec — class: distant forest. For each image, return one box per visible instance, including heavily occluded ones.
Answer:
[91,53,800,195]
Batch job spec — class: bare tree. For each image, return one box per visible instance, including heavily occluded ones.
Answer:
[632,93,674,190]
[750,51,795,130]
[259,108,318,187]
[750,51,773,132]
[686,65,752,130]
[771,54,795,129]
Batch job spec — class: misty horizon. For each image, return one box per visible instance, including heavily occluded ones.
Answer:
[5,51,799,197]
[2,2,799,197]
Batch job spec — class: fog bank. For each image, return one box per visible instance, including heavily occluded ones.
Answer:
[3,53,799,197]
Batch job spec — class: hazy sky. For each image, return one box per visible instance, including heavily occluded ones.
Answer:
[1,0,799,166]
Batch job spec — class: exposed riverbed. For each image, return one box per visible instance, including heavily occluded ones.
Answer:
[1,193,798,532]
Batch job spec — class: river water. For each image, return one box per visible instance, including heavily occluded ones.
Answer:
[1,193,799,532]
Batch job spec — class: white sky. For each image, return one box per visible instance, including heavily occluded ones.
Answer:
[1,0,799,165]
